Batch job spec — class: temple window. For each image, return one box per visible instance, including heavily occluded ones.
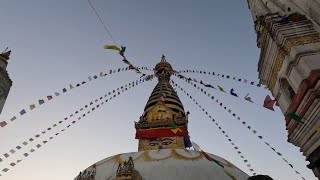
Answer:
[280,78,296,101]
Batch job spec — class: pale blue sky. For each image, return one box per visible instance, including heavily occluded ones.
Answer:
[0,0,316,179]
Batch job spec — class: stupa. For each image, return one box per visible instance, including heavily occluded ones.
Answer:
[74,56,250,180]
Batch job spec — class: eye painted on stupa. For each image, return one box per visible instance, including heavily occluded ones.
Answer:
[161,138,173,146]
[149,140,159,146]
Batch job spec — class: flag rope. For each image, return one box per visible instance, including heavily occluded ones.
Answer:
[0,66,150,129]
[177,69,266,89]
[0,77,154,175]
[172,83,257,176]
[171,79,305,179]
[172,72,274,111]
[87,0,118,45]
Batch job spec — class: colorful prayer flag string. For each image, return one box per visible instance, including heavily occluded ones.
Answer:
[103,46,146,75]
[0,77,154,175]
[177,69,266,89]
[171,80,305,179]
[0,66,150,129]
[172,72,274,111]
[172,83,256,176]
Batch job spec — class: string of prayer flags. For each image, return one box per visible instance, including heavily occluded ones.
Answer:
[173,73,273,111]
[263,95,276,111]
[172,80,304,178]
[0,78,154,170]
[1,66,149,129]
[287,112,303,124]
[177,69,264,89]
[173,85,255,175]
[103,45,144,75]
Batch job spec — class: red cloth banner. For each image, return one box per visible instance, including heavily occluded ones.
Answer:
[135,127,187,139]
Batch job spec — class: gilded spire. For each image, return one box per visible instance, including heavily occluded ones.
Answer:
[135,56,191,151]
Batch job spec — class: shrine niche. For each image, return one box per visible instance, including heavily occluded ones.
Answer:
[76,164,96,180]
[115,157,142,180]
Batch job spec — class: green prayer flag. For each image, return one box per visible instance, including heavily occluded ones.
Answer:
[287,112,303,123]
[103,45,120,51]
[218,86,225,92]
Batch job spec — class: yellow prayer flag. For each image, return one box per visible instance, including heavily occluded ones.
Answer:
[103,45,120,51]
[69,84,74,89]
[29,104,36,110]
[171,128,182,134]
[100,72,104,77]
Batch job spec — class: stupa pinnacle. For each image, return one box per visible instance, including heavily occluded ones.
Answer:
[135,55,190,151]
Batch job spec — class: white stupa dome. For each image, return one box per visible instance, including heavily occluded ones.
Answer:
[74,149,249,180]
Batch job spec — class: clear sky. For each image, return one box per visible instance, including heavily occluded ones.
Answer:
[0,0,316,179]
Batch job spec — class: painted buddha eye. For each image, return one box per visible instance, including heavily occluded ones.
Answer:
[161,138,173,146]
[149,140,159,146]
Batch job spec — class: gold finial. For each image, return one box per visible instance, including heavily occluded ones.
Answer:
[161,54,166,62]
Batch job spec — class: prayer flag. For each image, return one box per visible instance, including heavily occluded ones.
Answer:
[55,92,60,96]
[62,88,67,93]
[103,45,120,51]
[230,88,238,97]
[0,121,7,128]
[47,95,53,101]
[39,99,45,105]
[30,149,35,152]
[23,153,29,157]
[29,104,36,110]
[36,144,41,148]
[245,93,253,103]
[10,116,17,121]
[2,168,9,172]
[82,81,86,84]
[88,76,92,81]
[4,153,9,158]
[263,95,276,111]
[22,141,28,145]
[35,134,40,138]
[315,126,320,132]
[287,112,303,123]
[10,149,15,154]
[69,84,74,89]
[19,109,26,115]
[16,146,21,150]
[16,159,22,163]
[100,72,104,77]
[218,86,226,92]
[0,158,2,162]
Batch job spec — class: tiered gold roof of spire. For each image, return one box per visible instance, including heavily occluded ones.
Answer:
[135,55,190,151]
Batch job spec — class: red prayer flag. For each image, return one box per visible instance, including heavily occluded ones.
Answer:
[0,121,7,128]
[263,95,276,111]
[47,95,53,101]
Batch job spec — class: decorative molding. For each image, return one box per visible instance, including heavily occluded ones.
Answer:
[268,34,320,91]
